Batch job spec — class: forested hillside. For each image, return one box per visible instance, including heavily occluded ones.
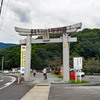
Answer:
[70,28,100,73]
[0,28,100,73]
[0,42,17,50]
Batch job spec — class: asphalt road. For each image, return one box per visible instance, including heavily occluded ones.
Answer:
[0,73,34,100]
[0,75,16,90]
[82,75,100,83]
[0,81,34,100]
[48,85,100,100]
[48,75,100,100]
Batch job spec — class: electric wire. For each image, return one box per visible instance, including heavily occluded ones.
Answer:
[0,0,9,28]
[0,0,3,15]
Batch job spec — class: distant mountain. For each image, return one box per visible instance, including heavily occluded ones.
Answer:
[0,42,18,50]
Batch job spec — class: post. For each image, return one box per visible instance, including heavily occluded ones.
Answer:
[24,35,32,81]
[2,56,4,73]
[75,70,77,82]
[63,33,69,82]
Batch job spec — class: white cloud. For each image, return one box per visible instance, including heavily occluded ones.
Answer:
[9,0,32,23]
[0,0,100,43]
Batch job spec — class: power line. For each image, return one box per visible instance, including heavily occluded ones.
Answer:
[0,0,3,15]
[0,0,9,28]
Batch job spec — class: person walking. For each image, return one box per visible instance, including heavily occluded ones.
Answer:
[42,68,47,80]
[33,69,36,77]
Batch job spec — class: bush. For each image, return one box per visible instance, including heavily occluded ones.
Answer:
[55,70,59,74]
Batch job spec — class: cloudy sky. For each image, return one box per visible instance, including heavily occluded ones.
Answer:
[0,0,100,44]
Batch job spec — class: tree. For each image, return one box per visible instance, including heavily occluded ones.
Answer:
[84,58,100,74]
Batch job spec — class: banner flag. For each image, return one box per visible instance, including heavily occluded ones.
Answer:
[20,45,26,73]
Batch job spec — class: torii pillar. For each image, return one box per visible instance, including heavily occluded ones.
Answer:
[24,35,32,81]
[63,33,70,82]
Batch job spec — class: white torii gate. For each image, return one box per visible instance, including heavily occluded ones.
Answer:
[15,22,82,82]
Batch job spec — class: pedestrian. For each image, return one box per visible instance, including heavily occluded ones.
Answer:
[42,68,47,80]
[33,69,36,77]
[50,68,51,72]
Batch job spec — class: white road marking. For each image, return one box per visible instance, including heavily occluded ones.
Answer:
[0,76,16,90]
[0,79,3,82]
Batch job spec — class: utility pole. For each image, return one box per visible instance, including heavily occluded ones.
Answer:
[2,56,4,73]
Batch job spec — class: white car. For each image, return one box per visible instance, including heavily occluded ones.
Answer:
[76,70,85,77]
[3,70,9,74]
[70,69,85,77]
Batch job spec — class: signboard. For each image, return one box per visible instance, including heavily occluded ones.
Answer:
[42,30,49,40]
[20,45,26,73]
[73,57,82,69]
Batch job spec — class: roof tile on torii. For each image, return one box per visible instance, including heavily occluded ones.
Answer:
[15,22,82,36]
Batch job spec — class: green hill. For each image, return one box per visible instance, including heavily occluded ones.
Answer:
[0,42,18,50]
[70,28,100,59]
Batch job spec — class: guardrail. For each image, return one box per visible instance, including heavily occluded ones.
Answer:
[1,72,22,84]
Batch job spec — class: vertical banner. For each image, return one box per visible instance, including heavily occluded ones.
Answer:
[20,45,26,73]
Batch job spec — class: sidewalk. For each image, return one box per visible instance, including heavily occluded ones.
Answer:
[20,73,60,100]
[20,80,51,100]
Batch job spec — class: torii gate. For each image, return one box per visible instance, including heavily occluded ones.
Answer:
[15,22,82,82]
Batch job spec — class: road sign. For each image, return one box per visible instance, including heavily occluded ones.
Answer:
[73,57,82,69]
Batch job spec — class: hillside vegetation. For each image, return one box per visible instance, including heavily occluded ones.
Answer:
[0,42,17,50]
[0,28,100,74]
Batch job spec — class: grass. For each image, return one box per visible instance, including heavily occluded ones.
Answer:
[69,78,89,84]
[51,73,89,84]
[51,73,63,78]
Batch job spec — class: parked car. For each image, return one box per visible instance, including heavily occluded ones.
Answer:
[3,70,9,74]
[70,69,85,77]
